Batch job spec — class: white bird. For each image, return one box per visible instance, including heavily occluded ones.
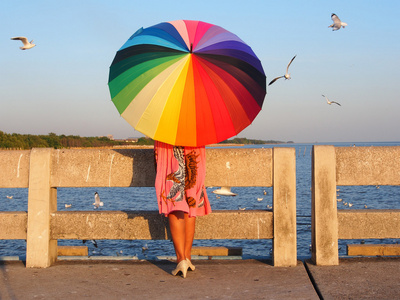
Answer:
[6,196,13,199]
[329,13,347,31]
[257,197,263,202]
[212,186,237,196]
[11,36,36,50]
[268,55,296,86]
[93,192,104,209]
[65,204,72,208]
[322,95,341,106]
[83,239,98,248]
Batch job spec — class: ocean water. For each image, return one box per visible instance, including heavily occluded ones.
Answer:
[1,142,400,259]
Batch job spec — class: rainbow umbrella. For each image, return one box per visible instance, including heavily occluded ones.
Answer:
[108,20,266,147]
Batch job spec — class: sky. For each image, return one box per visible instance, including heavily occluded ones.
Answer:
[1,0,399,143]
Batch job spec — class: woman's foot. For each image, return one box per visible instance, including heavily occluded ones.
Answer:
[186,258,195,271]
[171,260,189,278]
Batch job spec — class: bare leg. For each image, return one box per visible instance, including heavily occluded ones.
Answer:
[169,211,196,262]
[168,211,186,262]
[184,213,196,260]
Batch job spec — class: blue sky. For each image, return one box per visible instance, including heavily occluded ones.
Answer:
[1,0,399,143]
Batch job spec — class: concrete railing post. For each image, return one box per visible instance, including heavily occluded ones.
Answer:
[311,145,339,265]
[273,147,297,266]
[26,148,57,268]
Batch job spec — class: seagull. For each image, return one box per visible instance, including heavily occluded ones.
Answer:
[6,196,13,199]
[11,36,36,50]
[65,204,72,208]
[322,95,341,106]
[257,197,263,202]
[93,192,104,209]
[83,239,98,248]
[268,55,296,86]
[329,13,347,31]
[212,186,237,196]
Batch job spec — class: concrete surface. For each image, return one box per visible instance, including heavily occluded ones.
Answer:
[338,210,400,239]
[347,244,400,256]
[2,257,400,299]
[273,148,297,267]
[312,145,339,266]
[335,146,400,186]
[0,259,318,300]
[305,257,400,299]
[50,210,273,240]
[26,148,57,268]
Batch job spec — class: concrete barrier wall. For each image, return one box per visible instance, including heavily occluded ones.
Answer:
[312,145,400,265]
[338,210,400,239]
[336,146,400,186]
[0,212,27,239]
[49,148,272,188]
[4,146,399,268]
[0,147,292,268]
[50,210,273,240]
[0,150,30,188]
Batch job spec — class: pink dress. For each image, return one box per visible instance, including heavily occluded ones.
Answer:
[154,141,212,217]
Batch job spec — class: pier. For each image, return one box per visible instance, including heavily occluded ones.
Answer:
[1,257,400,299]
[1,146,400,298]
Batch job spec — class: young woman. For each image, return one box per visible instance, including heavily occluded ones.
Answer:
[154,141,212,278]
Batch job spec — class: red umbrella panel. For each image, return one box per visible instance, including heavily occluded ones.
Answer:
[108,20,266,147]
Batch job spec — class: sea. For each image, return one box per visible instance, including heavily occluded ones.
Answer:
[1,142,400,260]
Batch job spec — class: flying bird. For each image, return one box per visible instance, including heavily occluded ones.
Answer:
[329,13,347,31]
[93,192,104,209]
[11,36,36,50]
[83,239,98,248]
[322,95,341,106]
[268,55,296,86]
[212,186,237,196]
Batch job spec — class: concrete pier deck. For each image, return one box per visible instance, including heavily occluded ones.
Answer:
[1,257,399,299]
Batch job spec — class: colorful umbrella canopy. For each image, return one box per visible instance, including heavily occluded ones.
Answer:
[108,20,266,147]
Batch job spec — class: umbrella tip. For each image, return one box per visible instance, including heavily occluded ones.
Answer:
[190,43,193,53]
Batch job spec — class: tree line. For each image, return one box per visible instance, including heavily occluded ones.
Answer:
[0,131,153,149]
[0,131,285,150]
[219,137,284,144]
